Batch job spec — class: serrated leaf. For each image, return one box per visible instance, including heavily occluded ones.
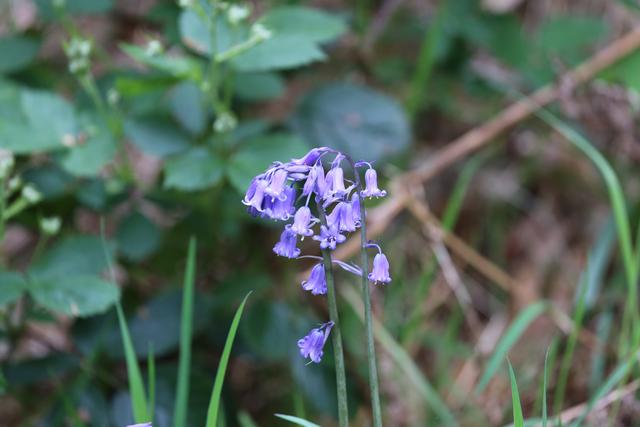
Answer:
[30,235,113,280]
[259,6,346,44]
[0,272,27,307]
[121,44,202,79]
[29,275,120,317]
[124,117,191,158]
[169,81,207,135]
[233,72,284,101]
[293,82,410,162]
[116,212,161,262]
[0,36,41,73]
[0,89,77,154]
[164,147,224,191]
[231,36,325,72]
[60,118,117,177]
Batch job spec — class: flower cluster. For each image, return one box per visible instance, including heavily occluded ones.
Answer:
[243,147,391,363]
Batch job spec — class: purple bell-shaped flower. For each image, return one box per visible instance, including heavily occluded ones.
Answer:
[289,206,316,237]
[301,263,327,295]
[361,168,386,198]
[368,252,391,284]
[273,228,300,258]
[297,321,334,363]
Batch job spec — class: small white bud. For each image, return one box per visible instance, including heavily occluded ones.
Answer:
[251,24,272,41]
[227,5,250,25]
[40,217,62,236]
[213,111,237,133]
[178,0,192,7]
[145,39,163,57]
[22,185,42,204]
[8,177,21,192]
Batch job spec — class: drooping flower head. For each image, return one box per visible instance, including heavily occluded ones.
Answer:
[297,321,334,363]
[288,206,316,237]
[301,263,327,295]
[361,167,387,198]
[368,252,391,284]
[273,228,300,258]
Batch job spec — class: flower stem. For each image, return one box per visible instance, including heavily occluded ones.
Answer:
[357,191,383,427]
[317,203,349,427]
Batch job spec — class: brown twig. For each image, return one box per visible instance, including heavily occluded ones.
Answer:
[328,27,640,266]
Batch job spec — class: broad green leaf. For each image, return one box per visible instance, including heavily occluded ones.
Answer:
[124,117,191,158]
[178,10,246,56]
[116,212,161,262]
[29,275,120,317]
[259,6,346,44]
[60,119,117,177]
[227,133,307,193]
[30,235,112,279]
[231,36,325,72]
[275,414,321,427]
[164,147,224,191]
[0,36,40,73]
[0,89,77,154]
[0,272,27,307]
[599,50,640,91]
[476,302,548,393]
[121,44,202,79]
[169,81,207,135]
[536,16,608,62]
[293,82,411,162]
[233,72,285,101]
[205,293,251,427]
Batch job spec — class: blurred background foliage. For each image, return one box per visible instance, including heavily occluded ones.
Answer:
[1,0,640,426]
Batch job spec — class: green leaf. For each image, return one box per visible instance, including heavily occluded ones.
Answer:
[169,81,207,135]
[233,72,285,101]
[121,43,202,79]
[0,89,77,154]
[178,10,246,56]
[28,275,120,317]
[0,272,27,307]
[275,414,322,427]
[30,235,112,279]
[231,36,325,72]
[536,16,608,61]
[599,50,640,91]
[293,82,411,162]
[164,147,224,191]
[205,292,251,427]
[116,212,161,262]
[476,302,548,393]
[173,238,197,427]
[124,117,191,158]
[227,133,308,193]
[259,6,346,44]
[0,36,40,73]
[508,362,525,427]
[60,119,117,177]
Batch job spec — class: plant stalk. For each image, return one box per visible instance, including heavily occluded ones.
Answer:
[316,203,349,427]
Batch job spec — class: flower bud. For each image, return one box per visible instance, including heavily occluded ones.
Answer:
[40,217,62,236]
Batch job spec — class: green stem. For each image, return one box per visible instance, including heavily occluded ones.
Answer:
[316,203,349,427]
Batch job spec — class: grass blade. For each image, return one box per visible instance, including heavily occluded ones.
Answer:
[147,343,155,423]
[275,414,322,427]
[205,292,252,427]
[476,302,548,393]
[542,345,552,427]
[101,219,148,423]
[508,362,525,427]
[173,237,197,427]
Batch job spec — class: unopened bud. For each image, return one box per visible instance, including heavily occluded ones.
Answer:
[22,185,42,204]
[213,111,237,133]
[228,5,250,25]
[146,40,163,57]
[251,24,272,41]
[40,217,61,236]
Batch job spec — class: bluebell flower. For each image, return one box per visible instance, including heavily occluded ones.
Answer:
[242,178,268,212]
[351,193,361,226]
[301,263,327,295]
[368,252,391,284]
[313,225,346,250]
[288,206,316,237]
[297,321,334,363]
[292,147,329,166]
[361,168,386,198]
[327,202,357,233]
[273,228,300,258]
[267,186,295,221]
[265,168,289,201]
